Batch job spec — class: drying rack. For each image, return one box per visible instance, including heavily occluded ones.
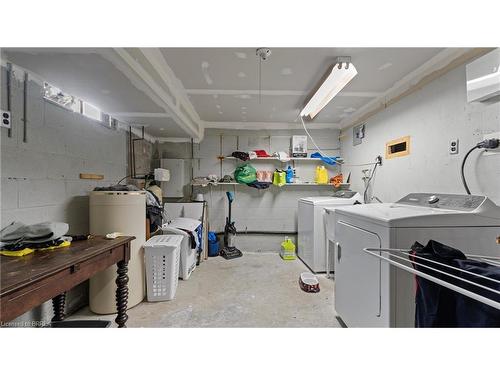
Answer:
[363,247,500,311]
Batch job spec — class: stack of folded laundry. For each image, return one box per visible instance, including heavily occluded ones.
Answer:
[0,222,71,257]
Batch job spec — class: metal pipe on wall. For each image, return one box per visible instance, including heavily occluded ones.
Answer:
[23,72,28,143]
[6,63,12,138]
[128,126,133,179]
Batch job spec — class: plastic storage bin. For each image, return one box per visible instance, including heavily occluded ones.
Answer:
[144,235,183,301]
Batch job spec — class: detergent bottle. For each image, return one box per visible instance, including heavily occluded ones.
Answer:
[280,237,296,260]
[273,170,280,186]
[315,165,328,184]
[285,165,294,183]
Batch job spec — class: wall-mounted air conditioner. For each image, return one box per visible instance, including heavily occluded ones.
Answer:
[466,48,500,103]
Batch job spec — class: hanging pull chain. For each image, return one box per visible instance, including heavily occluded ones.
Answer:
[255,48,272,105]
[259,57,262,103]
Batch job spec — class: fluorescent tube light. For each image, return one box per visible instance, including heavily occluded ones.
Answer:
[301,59,357,119]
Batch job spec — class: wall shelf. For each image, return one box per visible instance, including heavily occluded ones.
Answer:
[191,182,336,187]
[222,156,340,162]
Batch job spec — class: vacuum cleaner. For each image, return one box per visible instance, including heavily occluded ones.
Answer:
[220,191,243,260]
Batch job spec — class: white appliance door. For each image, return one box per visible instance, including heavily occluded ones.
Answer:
[335,221,383,327]
[297,200,315,271]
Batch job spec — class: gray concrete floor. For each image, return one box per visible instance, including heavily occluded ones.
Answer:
[71,253,341,327]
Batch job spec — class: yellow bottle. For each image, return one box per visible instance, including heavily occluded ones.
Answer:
[315,165,328,184]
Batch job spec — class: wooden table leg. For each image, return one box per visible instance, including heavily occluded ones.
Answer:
[51,292,66,322]
[115,260,129,328]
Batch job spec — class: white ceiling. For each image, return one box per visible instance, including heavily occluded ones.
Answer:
[1,47,447,140]
[162,48,443,125]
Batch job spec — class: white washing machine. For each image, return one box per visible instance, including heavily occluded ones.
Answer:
[332,193,500,327]
[298,191,362,273]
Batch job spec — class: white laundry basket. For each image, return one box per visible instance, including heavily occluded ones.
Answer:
[144,235,183,301]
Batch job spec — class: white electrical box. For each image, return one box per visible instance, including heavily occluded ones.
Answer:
[160,159,190,198]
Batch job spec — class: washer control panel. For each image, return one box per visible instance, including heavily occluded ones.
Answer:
[397,193,485,211]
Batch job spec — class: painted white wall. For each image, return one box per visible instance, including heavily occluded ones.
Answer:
[340,64,500,204]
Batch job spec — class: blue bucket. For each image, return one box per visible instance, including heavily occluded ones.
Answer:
[208,231,220,257]
[208,240,220,257]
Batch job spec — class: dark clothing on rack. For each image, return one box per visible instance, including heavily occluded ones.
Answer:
[411,240,500,328]
[410,241,465,327]
[453,259,500,327]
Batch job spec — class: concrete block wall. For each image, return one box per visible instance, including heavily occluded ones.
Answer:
[156,128,342,252]
[1,67,128,231]
[340,64,500,205]
[0,66,134,325]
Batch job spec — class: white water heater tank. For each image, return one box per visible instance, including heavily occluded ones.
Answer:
[89,191,146,314]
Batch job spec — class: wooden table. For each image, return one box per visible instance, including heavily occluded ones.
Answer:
[0,236,135,328]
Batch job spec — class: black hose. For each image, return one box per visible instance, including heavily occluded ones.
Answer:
[117,175,131,185]
[461,145,479,195]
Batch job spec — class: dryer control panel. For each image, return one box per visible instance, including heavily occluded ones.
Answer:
[396,193,486,211]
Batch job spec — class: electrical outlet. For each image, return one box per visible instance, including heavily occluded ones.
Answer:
[450,139,459,154]
[1,110,11,129]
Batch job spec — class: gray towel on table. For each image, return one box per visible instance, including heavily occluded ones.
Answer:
[0,221,69,244]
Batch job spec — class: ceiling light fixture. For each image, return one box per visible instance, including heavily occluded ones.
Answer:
[300,56,357,119]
